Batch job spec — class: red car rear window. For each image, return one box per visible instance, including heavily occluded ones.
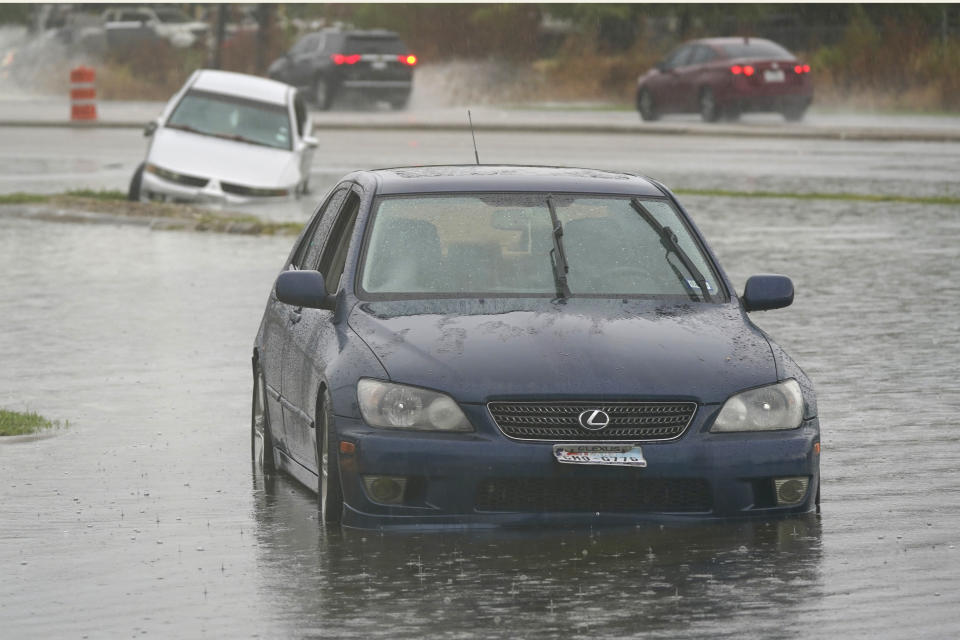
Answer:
[719,41,793,60]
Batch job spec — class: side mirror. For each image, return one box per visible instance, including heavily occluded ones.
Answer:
[302,135,318,148]
[742,274,794,312]
[275,270,333,310]
[143,120,158,137]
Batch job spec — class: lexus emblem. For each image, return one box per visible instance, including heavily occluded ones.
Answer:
[578,409,610,431]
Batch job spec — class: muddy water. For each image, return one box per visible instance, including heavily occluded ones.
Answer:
[1,193,959,637]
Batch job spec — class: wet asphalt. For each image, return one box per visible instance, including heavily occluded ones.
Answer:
[2,125,960,637]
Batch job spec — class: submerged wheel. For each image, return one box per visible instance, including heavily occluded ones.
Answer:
[127,162,144,201]
[699,87,720,123]
[251,361,275,473]
[317,390,343,524]
[637,88,659,121]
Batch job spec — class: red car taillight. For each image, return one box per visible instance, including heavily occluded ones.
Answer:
[331,54,362,65]
[793,64,811,74]
[398,54,417,66]
[730,65,755,76]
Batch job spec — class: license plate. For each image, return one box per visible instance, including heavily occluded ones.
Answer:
[553,444,647,467]
[372,61,387,70]
[764,69,785,83]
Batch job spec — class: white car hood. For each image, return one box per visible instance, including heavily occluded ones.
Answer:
[147,128,300,188]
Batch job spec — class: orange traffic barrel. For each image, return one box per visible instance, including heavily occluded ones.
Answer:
[70,66,97,121]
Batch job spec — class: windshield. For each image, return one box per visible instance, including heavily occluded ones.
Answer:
[360,193,724,300]
[166,90,292,150]
[719,40,793,60]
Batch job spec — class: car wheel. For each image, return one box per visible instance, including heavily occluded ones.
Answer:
[251,360,275,473]
[699,87,720,123]
[313,77,332,110]
[390,95,410,110]
[782,104,807,122]
[127,162,144,201]
[317,390,343,524]
[637,88,659,121]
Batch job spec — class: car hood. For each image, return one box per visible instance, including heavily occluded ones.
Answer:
[147,128,300,187]
[348,299,776,404]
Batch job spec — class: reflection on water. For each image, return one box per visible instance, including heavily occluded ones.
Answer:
[251,473,822,638]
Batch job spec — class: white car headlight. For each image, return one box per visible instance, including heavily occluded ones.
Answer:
[357,379,472,432]
[711,379,804,432]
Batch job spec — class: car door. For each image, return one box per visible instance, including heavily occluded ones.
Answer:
[675,44,712,111]
[647,44,694,112]
[280,186,361,471]
[292,92,315,182]
[287,33,324,90]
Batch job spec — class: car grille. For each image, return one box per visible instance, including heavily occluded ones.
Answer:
[488,401,696,441]
[475,477,712,513]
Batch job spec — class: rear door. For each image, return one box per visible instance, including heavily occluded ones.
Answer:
[287,33,324,89]
[647,44,694,112]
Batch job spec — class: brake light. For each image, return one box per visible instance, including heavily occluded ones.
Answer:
[794,64,811,74]
[743,65,755,76]
[398,54,417,66]
[331,54,361,65]
[730,65,742,75]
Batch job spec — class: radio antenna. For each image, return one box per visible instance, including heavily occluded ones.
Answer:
[467,109,480,165]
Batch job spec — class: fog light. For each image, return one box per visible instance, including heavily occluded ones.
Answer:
[363,475,407,504]
[774,477,809,505]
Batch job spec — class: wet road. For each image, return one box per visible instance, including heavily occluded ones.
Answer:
[2,121,959,218]
[2,187,960,637]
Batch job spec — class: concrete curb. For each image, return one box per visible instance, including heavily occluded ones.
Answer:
[0,118,958,143]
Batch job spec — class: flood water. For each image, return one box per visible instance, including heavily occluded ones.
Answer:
[2,192,960,637]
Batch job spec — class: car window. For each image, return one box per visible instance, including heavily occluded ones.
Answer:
[343,35,406,54]
[318,191,362,295]
[290,33,320,55]
[291,188,350,270]
[663,45,693,69]
[120,11,151,22]
[360,193,724,300]
[690,45,716,65]
[718,40,793,60]
[167,89,292,151]
[155,9,188,23]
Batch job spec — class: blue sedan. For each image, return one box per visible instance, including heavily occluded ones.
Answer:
[251,165,820,529]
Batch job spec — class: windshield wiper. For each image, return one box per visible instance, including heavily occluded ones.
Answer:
[630,198,713,302]
[546,195,571,299]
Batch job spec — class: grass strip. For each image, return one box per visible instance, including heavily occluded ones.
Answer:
[673,188,960,207]
[0,409,61,436]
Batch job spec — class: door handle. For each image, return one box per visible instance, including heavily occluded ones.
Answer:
[288,308,302,324]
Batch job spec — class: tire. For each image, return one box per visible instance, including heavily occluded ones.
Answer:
[699,87,720,123]
[312,77,332,110]
[251,360,276,473]
[389,95,410,110]
[636,88,659,122]
[317,389,343,524]
[783,104,807,122]
[127,162,144,201]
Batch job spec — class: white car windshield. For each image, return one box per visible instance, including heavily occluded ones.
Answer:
[166,90,292,151]
[360,193,723,300]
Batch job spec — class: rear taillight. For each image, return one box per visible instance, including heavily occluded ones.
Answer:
[331,54,361,65]
[793,64,811,74]
[743,65,755,76]
[398,54,417,66]
[730,65,742,75]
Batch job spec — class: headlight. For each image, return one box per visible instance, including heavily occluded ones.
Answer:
[711,380,803,432]
[357,379,472,432]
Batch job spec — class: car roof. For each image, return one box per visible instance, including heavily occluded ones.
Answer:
[693,37,778,48]
[360,165,666,196]
[190,69,290,105]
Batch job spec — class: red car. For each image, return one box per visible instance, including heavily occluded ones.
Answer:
[636,37,813,122]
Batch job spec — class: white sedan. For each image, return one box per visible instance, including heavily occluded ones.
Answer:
[130,69,317,204]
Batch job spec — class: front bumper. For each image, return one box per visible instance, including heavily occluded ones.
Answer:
[141,171,296,205]
[333,405,821,530]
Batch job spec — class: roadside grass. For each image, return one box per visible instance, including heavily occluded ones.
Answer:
[0,409,63,436]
